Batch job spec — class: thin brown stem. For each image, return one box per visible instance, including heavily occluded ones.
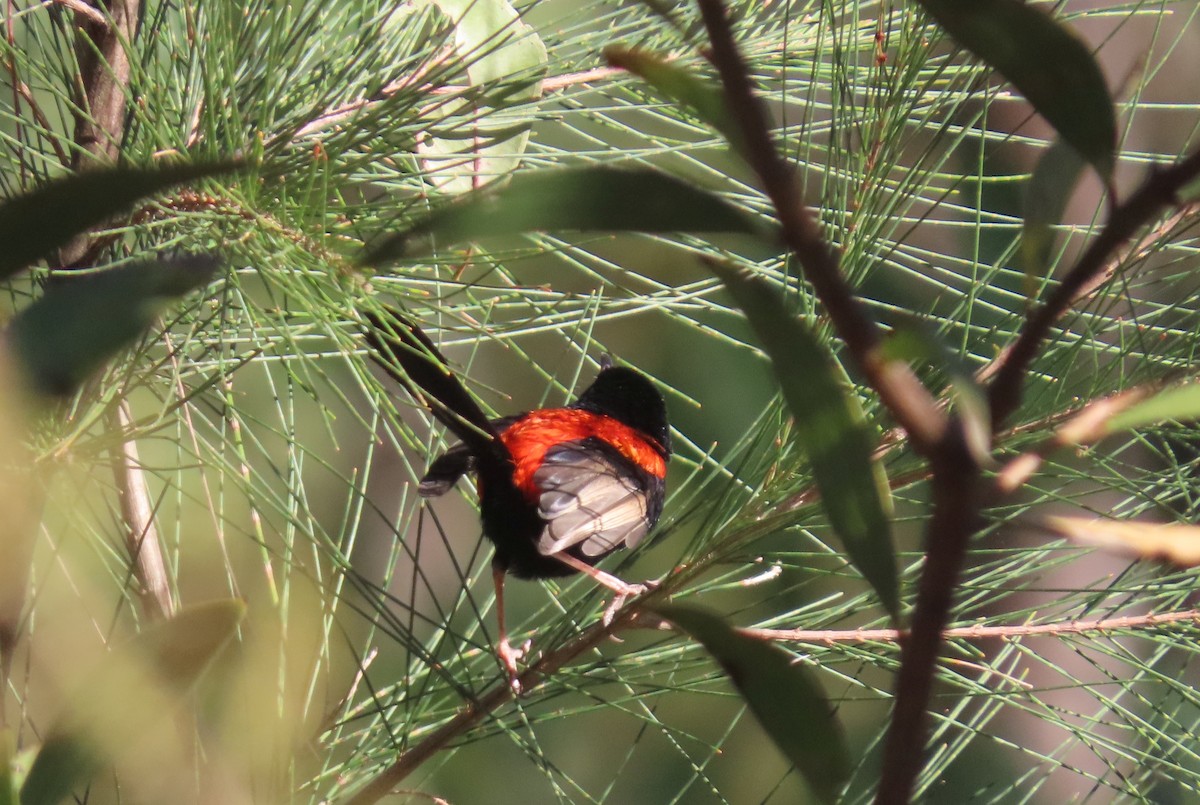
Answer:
[740,607,1200,643]
[58,0,141,267]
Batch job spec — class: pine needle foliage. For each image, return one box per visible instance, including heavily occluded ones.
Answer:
[4,0,1200,803]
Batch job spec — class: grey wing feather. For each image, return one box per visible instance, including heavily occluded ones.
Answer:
[533,444,650,557]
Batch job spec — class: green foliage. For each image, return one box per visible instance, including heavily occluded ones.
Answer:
[3,1,1200,804]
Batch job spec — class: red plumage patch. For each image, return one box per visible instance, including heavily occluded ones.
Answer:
[500,409,667,501]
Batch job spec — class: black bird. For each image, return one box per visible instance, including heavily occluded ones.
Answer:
[363,308,670,688]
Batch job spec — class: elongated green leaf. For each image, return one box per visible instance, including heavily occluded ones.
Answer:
[8,255,220,397]
[1038,515,1200,568]
[1021,140,1087,297]
[20,601,246,805]
[1107,382,1200,433]
[655,605,851,805]
[916,0,1115,180]
[604,47,749,162]
[0,162,235,279]
[704,260,898,619]
[361,166,778,263]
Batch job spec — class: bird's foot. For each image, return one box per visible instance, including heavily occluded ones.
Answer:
[497,637,531,694]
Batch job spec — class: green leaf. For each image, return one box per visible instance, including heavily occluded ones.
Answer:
[703,260,899,619]
[0,162,235,279]
[603,47,750,162]
[654,605,851,805]
[1020,140,1087,297]
[1107,382,1200,433]
[362,166,778,264]
[1037,515,1200,568]
[916,0,1115,181]
[20,600,246,805]
[8,255,220,397]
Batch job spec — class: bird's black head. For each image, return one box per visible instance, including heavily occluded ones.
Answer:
[572,366,670,457]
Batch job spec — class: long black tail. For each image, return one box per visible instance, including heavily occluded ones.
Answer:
[360,306,504,466]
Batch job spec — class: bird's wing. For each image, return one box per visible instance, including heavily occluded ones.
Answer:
[533,441,651,558]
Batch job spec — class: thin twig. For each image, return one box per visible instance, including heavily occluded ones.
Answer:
[740,607,1200,643]
[295,64,619,139]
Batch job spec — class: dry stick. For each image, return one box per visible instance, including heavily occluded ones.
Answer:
[740,607,1200,643]
[109,400,175,620]
[695,0,947,457]
[988,150,1200,429]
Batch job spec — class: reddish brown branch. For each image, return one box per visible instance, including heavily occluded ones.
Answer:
[988,150,1200,429]
[877,436,979,805]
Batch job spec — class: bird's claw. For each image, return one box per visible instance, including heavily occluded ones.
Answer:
[602,578,661,628]
[497,638,531,694]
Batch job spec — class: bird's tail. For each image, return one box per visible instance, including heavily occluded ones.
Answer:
[360,305,503,463]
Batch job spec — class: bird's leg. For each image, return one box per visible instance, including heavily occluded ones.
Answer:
[553,553,657,626]
[492,561,527,693]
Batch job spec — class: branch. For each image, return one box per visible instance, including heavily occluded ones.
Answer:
[693,4,981,801]
[694,0,947,455]
[740,607,1200,643]
[58,0,141,267]
[976,203,1200,386]
[109,400,174,620]
[876,436,979,805]
[988,150,1200,428]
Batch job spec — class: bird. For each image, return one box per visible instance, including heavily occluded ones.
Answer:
[362,307,670,690]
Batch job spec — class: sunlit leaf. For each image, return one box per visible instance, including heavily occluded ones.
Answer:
[703,260,898,619]
[1106,382,1200,433]
[916,0,1115,180]
[654,605,851,805]
[7,255,220,397]
[0,163,235,279]
[362,166,778,263]
[1037,515,1200,568]
[20,601,246,805]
